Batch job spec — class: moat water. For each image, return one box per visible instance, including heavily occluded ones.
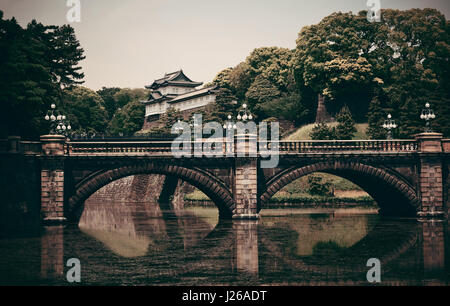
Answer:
[0,201,448,286]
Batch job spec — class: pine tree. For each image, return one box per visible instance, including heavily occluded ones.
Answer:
[310,123,337,140]
[367,95,387,139]
[398,97,422,138]
[208,88,238,123]
[335,105,356,140]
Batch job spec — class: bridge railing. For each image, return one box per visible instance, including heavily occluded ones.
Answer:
[0,138,41,155]
[20,141,42,155]
[266,139,418,154]
[67,138,418,156]
[68,140,176,155]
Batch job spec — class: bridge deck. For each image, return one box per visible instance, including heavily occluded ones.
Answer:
[66,139,419,157]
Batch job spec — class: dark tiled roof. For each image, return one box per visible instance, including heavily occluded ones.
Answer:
[141,86,217,105]
[145,70,203,89]
[168,86,217,104]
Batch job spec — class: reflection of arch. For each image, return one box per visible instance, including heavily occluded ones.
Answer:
[260,161,419,216]
[68,163,235,222]
[259,219,420,277]
[79,202,220,258]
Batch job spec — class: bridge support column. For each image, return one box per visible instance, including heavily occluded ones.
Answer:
[233,220,259,275]
[40,135,66,224]
[233,158,259,219]
[416,133,445,219]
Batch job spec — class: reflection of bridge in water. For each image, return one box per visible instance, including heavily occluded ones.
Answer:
[40,201,449,285]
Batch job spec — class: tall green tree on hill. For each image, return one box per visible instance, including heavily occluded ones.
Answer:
[294,12,380,122]
[294,8,449,137]
[211,47,297,120]
[379,9,449,137]
[47,24,85,89]
[335,105,356,140]
[0,11,85,139]
[27,21,85,105]
[367,93,388,139]
[0,14,51,138]
[245,47,296,92]
[245,75,281,118]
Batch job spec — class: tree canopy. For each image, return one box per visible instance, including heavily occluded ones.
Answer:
[0,11,85,139]
[61,86,108,134]
[208,8,449,138]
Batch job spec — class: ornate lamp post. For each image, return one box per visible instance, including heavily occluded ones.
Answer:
[236,103,253,122]
[223,103,254,132]
[44,104,71,136]
[173,119,183,134]
[382,114,397,140]
[223,114,237,131]
[420,103,436,133]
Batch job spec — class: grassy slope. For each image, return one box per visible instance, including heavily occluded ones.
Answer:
[285,123,369,140]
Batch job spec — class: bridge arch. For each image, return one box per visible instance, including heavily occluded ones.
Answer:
[68,162,235,222]
[260,161,420,216]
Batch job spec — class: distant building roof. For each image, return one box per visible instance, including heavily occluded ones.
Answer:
[168,86,217,103]
[145,70,203,90]
[142,86,217,105]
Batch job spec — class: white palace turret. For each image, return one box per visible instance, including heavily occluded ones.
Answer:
[141,70,216,129]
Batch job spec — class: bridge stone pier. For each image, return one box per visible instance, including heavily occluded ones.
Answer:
[233,158,259,219]
[40,135,66,224]
[416,133,445,219]
[31,132,450,224]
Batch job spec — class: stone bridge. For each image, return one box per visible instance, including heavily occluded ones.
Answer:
[4,132,449,224]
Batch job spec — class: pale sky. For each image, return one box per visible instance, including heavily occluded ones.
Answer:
[1,0,449,90]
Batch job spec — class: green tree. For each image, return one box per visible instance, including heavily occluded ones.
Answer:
[211,67,234,90]
[310,123,337,140]
[245,75,280,118]
[159,107,183,133]
[335,105,356,140]
[245,47,296,92]
[61,86,108,134]
[113,88,149,110]
[294,8,449,135]
[0,12,86,139]
[207,88,238,123]
[97,87,121,119]
[211,63,253,101]
[27,21,85,107]
[228,62,252,100]
[260,93,309,125]
[367,94,388,139]
[107,100,145,136]
[294,12,379,121]
[380,9,449,137]
[46,24,85,89]
[308,175,333,196]
[0,13,54,138]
